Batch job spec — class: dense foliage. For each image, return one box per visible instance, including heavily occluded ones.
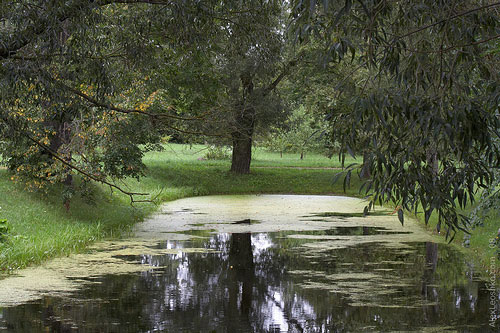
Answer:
[291,0,500,239]
[0,1,170,204]
[2,0,500,241]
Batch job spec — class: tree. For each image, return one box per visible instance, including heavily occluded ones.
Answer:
[0,1,295,205]
[290,0,500,238]
[0,1,182,205]
[263,128,291,158]
[264,105,328,159]
[123,0,297,174]
[188,1,294,174]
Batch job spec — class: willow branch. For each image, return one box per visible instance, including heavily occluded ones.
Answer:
[56,80,228,137]
[9,52,128,61]
[23,133,150,201]
[98,0,172,4]
[395,2,500,41]
[382,33,500,54]
[61,83,201,121]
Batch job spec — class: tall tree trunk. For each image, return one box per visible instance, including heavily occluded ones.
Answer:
[360,151,372,179]
[47,120,73,209]
[230,72,255,174]
[229,58,297,174]
[231,129,253,174]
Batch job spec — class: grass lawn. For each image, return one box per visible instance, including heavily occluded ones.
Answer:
[0,143,497,277]
[0,144,361,272]
[0,171,153,271]
[146,143,357,168]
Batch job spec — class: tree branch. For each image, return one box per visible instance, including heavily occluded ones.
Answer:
[395,2,500,41]
[58,81,228,138]
[263,56,301,97]
[24,134,150,200]
[9,51,128,61]
[381,33,500,54]
[97,0,172,4]
[60,82,201,121]
[58,82,228,137]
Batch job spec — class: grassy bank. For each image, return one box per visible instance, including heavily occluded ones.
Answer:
[0,143,497,275]
[412,203,500,274]
[0,171,155,272]
[0,144,360,272]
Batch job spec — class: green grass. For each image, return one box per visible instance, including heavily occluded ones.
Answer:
[0,170,155,272]
[149,143,358,168]
[410,201,500,274]
[468,215,500,271]
[0,143,497,276]
[0,144,361,272]
[133,144,363,199]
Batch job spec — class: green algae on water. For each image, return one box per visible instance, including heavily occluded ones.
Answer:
[0,238,217,307]
[0,195,438,308]
[134,195,430,237]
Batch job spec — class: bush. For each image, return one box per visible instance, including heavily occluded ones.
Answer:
[204,145,231,160]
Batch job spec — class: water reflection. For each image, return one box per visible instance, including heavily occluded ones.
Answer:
[0,230,498,332]
[421,242,439,323]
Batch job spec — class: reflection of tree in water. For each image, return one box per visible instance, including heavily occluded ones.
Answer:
[0,233,497,332]
[422,242,439,322]
[228,233,254,317]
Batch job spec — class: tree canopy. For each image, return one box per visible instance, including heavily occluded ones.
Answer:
[2,0,500,238]
[290,0,500,237]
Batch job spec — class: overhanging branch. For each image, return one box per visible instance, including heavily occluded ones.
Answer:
[55,81,228,138]
[394,2,500,41]
[24,133,150,202]
[60,82,201,121]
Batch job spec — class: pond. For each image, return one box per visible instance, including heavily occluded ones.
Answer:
[0,195,498,332]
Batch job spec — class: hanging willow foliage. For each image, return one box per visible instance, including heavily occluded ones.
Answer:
[290,0,500,239]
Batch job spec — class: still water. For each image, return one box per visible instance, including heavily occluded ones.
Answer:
[0,195,498,332]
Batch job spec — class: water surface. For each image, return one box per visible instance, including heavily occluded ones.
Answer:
[0,195,498,332]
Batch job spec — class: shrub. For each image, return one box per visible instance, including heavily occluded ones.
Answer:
[204,145,231,160]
